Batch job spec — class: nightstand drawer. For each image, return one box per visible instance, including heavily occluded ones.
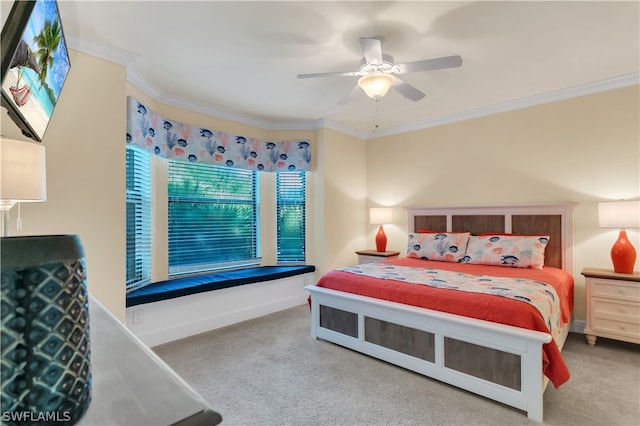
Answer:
[592,298,640,324]
[358,254,399,264]
[590,316,640,340]
[358,255,386,264]
[355,250,400,265]
[591,279,640,303]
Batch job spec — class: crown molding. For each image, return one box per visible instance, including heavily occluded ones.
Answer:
[321,119,368,139]
[367,73,640,140]
[128,65,323,133]
[66,33,317,132]
[131,71,640,141]
[65,32,139,66]
[67,34,638,140]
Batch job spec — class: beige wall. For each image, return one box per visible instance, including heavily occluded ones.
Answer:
[2,51,128,320]
[313,128,368,274]
[366,85,640,321]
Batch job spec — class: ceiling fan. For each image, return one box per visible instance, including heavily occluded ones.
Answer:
[297,37,462,105]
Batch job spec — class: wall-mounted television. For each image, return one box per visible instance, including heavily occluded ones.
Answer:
[1,0,70,142]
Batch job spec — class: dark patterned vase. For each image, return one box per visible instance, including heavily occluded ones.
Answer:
[1,235,91,425]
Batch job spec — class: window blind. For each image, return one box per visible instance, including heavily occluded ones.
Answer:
[168,161,260,275]
[276,171,306,263]
[126,146,152,291]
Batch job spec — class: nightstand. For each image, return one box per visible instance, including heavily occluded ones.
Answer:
[581,267,640,346]
[356,250,400,264]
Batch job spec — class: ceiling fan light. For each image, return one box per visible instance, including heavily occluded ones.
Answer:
[358,73,396,99]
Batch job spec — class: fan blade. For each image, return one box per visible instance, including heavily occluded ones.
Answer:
[394,55,463,74]
[392,78,426,101]
[297,70,361,79]
[360,37,383,65]
[338,84,362,105]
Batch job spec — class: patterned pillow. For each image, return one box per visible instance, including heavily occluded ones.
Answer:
[461,235,550,269]
[407,232,471,263]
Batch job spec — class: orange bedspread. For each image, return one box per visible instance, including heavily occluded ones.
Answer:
[315,257,574,387]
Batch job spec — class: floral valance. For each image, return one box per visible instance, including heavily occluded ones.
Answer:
[125,96,311,172]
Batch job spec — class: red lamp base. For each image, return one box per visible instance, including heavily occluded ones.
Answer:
[610,230,637,274]
[375,225,387,252]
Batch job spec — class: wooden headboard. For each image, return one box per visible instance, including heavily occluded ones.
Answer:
[406,203,576,273]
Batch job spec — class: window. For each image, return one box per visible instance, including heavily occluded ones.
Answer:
[168,162,259,275]
[276,171,306,263]
[126,146,152,291]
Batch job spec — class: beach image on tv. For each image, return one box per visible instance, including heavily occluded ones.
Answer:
[2,0,70,139]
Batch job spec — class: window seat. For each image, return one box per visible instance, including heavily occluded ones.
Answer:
[126,265,316,307]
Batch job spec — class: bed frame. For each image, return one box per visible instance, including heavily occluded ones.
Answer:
[306,203,576,422]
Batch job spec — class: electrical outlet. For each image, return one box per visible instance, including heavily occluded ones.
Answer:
[132,309,144,324]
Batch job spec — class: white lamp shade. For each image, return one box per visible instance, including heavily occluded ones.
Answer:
[0,138,47,204]
[358,73,396,99]
[370,207,392,225]
[598,201,640,229]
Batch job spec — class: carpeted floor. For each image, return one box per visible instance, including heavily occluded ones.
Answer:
[153,304,640,426]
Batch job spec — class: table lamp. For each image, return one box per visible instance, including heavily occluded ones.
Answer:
[0,138,47,236]
[598,200,640,274]
[370,207,392,252]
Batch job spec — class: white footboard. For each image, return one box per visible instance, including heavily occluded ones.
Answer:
[306,285,552,422]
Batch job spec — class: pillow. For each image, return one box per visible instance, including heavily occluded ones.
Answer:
[461,234,550,269]
[407,232,471,263]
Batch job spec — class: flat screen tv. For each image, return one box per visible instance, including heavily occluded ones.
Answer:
[1,0,70,142]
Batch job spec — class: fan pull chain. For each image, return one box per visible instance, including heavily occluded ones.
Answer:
[372,99,380,132]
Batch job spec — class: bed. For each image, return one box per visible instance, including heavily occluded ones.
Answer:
[305,203,576,422]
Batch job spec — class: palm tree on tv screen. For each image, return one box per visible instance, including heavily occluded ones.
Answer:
[33,18,62,87]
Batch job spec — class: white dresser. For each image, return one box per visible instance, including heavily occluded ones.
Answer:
[581,267,640,346]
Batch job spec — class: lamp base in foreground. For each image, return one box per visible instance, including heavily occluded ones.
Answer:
[1,235,91,425]
[610,230,637,274]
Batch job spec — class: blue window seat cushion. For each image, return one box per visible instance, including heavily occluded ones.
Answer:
[126,265,316,307]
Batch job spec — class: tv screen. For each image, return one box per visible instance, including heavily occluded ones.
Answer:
[1,0,70,142]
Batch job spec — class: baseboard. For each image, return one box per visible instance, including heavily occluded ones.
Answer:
[138,296,305,347]
[571,320,585,334]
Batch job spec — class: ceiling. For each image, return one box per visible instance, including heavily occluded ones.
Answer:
[3,1,640,138]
